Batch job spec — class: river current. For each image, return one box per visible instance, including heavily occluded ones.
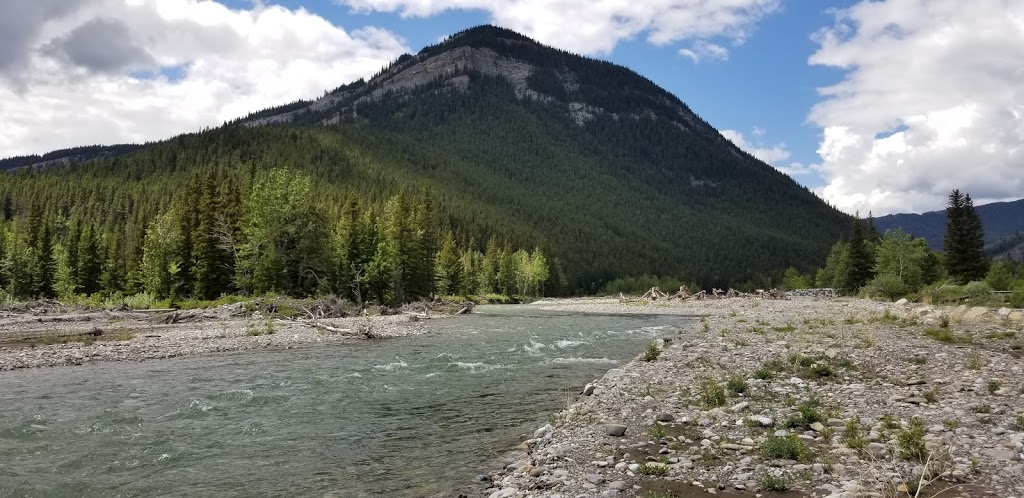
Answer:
[0,306,688,497]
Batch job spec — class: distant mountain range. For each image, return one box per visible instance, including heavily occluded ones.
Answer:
[875,198,1024,259]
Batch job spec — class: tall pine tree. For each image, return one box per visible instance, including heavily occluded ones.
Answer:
[944,190,988,283]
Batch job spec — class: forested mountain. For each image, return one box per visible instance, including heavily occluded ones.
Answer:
[875,198,1024,251]
[0,144,144,172]
[1,25,852,300]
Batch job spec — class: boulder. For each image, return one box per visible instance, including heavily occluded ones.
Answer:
[951,304,968,321]
[963,306,989,322]
[602,424,627,437]
[1008,311,1024,322]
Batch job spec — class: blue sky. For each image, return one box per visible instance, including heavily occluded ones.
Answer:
[2,0,1021,215]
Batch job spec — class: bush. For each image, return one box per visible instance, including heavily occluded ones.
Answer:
[964,281,993,302]
[1011,285,1024,308]
[726,375,748,395]
[896,417,928,461]
[642,342,662,362]
[864,274,909,301]
[638,462,669,476]
[761,435,810,461]
[698,378,726,408]
[925,284,966,304]
[757,473,791,492]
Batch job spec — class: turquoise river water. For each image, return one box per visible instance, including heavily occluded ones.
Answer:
[0,306,689,497]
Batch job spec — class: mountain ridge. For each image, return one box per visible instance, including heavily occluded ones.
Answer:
[875,198,1024,254]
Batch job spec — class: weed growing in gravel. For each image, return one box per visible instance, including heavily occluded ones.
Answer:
[984,330,1017,340]
[923,327,972,344]
[1013,415,1024,431]
[772,323,796,333]
[757,472,791,491]
[638,463,668,476]
[701,317,710,333]
[843,417,866,451]
[972,404,992,414]
[908,356,927,365]
[648,422,668,439]
[786,399,825,429]
[966,353,982,370]
[698,378,726,408]
[844,316,863,325]
[940,315,950,328]
[896,417,928,461]
[753,367,775,380]
[761,435,810,461]
[726,375,748,395]
[880,413,901,432]
[922,388,939,403]
[942,419,959,431]
[642,342,662,362]
[987,379,1002,394]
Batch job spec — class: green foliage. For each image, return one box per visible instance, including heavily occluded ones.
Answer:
[638,462,669,476]
[782,266,811,290]
[964,281,993,302]
[985,260,1016,291]
[648,422,668,439]
[642,341,662,362]
[785,399,824,429]
[895,417,928,461]
[698,378,726,408]
[757,473,792,492]
[944,190,989,284]
[923,327,972,344]
[761,435,810,461]
[842,417,866,451]
[726,376,748,395]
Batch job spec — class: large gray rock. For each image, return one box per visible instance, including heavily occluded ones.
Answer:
[963,306,989,321]
[602,424,627,437]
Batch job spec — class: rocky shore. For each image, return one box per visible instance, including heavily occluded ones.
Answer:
[0,306,428,370]
[484,297,1024,498]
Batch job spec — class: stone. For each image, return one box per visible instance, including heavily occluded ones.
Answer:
[583,383,596,396]
[997,307,1012,317]
[529,468,544,477]
[731,402,750,413]
[951,305,968,321]
[584,473,605,484]
[534,424,554,438]
[603,369,625,382]
[810,422,826,432]
[895,298,909,306]
[906,379,927,386]
[655,412,675,422]
[608,481,628,491]
[1009,311,1024,322]
[488,488,517,498]
[602,424,627,437]
[964,306,989,321]
[749,416,774,427]
[906,397,927,405]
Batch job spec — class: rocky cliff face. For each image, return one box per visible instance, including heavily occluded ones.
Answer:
[242,25,716,140]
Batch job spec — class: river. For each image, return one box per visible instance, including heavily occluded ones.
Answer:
[0,306,689,497]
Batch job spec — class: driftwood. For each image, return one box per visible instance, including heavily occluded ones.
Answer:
[151,310,209,325]
[668,286,691,301]
[639,287,669,301]
[693,290,707,300]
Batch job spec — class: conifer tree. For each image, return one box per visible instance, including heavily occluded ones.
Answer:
[435,231,462,295]
[844,214,873,293]
[33,217,56,298]
[944,190,989,283]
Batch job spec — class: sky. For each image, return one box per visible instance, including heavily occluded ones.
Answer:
[0,0,1021,216]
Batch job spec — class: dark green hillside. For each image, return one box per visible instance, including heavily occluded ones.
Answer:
[2,25,852,299]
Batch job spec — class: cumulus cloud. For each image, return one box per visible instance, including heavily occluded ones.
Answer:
[720,128,802,175]
[809,0,1024,215]
[0,0,408,157]
[339,0,780,56]
[678,40,729,63]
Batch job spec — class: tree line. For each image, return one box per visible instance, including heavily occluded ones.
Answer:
[797,190,1024,305]
[0,167,550,305]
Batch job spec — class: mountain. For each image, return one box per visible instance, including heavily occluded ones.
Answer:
[0,144,144,172]
[875,198,1024,253]
[0,25,851,293]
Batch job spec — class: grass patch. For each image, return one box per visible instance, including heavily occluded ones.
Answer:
[638,463,669,476]
[923,327,972,344]
[842,417,866,451]
[772,324,797,333]
[971,404,992,414]
[966,353,982,370]
[698,378,726,408]
[726,375,748,395]
[761,435,810,461]
[785,399,825,429]
[987,380,1002,394]
[757,473,792,492]
[648,422,668,439]
[895,417,928,461]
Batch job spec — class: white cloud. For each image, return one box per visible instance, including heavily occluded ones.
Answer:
[809,0,1024,215]
[339,0,780,55]
[720,128,799,173]
[0,0,409,157]
[678,40,729,63]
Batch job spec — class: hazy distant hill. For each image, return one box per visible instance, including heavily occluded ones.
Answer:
[875,198,1024,256]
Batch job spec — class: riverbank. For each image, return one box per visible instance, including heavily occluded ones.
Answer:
[484,297,1024,498]
[0,304,431,370]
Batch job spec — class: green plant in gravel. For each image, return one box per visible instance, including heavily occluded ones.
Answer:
[648,422,668,439]
[761,435,810,461]
[638,462,669,476]
[1012,415,1024,431]
[726,375,748,395]
[757,472,792,491]
[923,327,972,344]
[786,399,824,429]
[772,323,796,333]
[896,417,928,461]
[842,417,867,451]
[908,355,927,365]
[880,413,901,432]
[966,353,982,370]
[943,419,959,431]
[642,341,662,362]
[987,379,1002,394]
[753,367,775,380]
[922,388,939,403]
[698,378,726,408]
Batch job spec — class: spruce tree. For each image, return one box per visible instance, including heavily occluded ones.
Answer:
[844,214,873,293]
[944,190,989,283]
